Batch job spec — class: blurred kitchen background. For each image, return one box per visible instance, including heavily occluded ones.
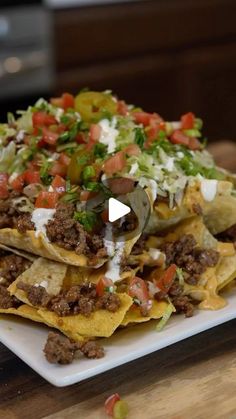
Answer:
[0,0,236,142]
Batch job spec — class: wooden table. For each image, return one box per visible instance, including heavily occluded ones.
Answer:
[1,142,236,419]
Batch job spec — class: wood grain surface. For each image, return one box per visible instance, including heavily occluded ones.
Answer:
[1,142,236,419]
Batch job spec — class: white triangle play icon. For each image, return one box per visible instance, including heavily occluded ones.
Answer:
[108,197,131,223]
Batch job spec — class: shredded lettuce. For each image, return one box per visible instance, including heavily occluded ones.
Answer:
[156,303,175,331]
[0,141,16,172]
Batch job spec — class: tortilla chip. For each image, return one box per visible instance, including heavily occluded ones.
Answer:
[0,304,44,323]
[9,257,67,303]
[38,293,133,339]
[216,254,236,291]
[0,229,103,267]
[121,300,169,326]
[145,180,236,235]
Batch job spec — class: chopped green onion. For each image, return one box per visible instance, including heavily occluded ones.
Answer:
[76,154,90,166]
[84,181,100,191]
[134,127,146,149]
[74,210,97,232]
[156,303,174,332]
[183,129,201,138]
[93,143,107,159]
[57,142,77,152]
[194,117,203,130]
[40,160,53,185]
[82,165,96,180]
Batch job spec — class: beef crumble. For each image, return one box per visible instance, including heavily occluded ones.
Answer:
[0,252,32,309]
[46,202,106,264]
[44,332,104,364]
[16,281,121,317]
[161,234,220,285]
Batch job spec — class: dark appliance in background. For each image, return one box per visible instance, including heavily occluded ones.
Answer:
[0,1,53,120]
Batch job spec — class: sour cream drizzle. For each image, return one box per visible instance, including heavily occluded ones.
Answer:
[103,225,124,283]
[98,117,118,154]
[200,179,218,202]
[31,208,56,238]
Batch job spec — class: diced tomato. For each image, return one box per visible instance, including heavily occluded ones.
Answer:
[42,127,59,146]
[89,124,101,142]
[128,277,149,303]
[32,112,57,128]
[50,93,75,110]
[0,173,9,198]
[96,277,114,297]
[49,161,67,177]
[170,130,190,146]
[35,191,59,209]
[117,100,128,116]
[181,112,195,130]
[124,144,141,157]
[132,111,162,127]
[188,136,201,150]
[23,170,41,185]
[51,175,66,194]
[56,124,66,134]
[103,151,126,175]
[104,393,121,416]
[76,132,86,144]
[9,174,24,193]
[107,177,135,195]
[59,152,71,166]
[155,264,177,293]
[62,93,75,110]
[80,190,98,201]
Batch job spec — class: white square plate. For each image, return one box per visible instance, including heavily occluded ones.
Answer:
[1,288,236,387]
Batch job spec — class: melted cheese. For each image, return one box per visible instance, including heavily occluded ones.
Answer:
[198,268,226,310]
[31,208,56,238]
[200,179,218,202]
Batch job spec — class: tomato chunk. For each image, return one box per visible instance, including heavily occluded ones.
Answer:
[181,112,195,130]
[124,144,141,156]
[117,100,128,116]
[24,170,41,184]
[9,174,24,193]
[49,161,67,177]
[32,112,57,128]
[96,277,114,297]
[35,191,59,209]
[62,93,75,110]
[155,264,177,292]
[59,152,71,166]
[51,175,66,194]
[128,277,149,303]
[188,136,201,150]
[170,130,189,146]
[104,393,121,416]
[42,128,59,146]
[103,151,126,175]
[89,124,101,142]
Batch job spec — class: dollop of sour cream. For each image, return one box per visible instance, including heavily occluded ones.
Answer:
[200,179,218,202]
[31,208,56,238]
[98,117,119,154]
[103,225,124,283]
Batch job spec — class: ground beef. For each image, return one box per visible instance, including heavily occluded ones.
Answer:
[0,285,21,309]
[44,332,104,364]
[171,295,195,318]
[216,223,236,244]
[15,213,34,234]
[45,202,106,263]
[161,234,220,285]
[0,254,32,287]
[131,234,147,255]
[16,281,121,317]
[80,340,104,359]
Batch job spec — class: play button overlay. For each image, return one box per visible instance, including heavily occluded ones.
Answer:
[108,197,131,222]
[84,177,151,243]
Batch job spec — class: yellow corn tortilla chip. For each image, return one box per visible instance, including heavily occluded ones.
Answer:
[38,293,133,339]
[0,304,44,323]
[216,254,236,291]
[9,257,67,302]
[121,300,169,326]
[0,228,104,267]
[145,180,236,235]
